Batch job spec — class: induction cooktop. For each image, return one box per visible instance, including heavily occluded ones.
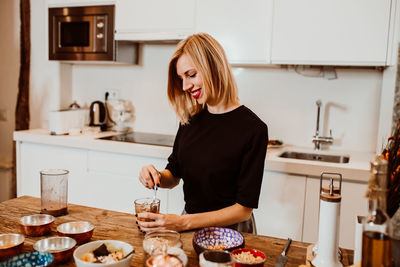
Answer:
[99,132,175,147]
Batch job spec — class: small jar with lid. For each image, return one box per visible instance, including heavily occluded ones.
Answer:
[143,230,182,256]
[146,254,183,267]
[142,230,187,265]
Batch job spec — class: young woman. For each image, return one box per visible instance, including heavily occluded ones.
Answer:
[137,33,268,234]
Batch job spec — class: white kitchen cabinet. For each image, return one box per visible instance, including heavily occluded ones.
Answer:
[18,142,87,202]
[195,0,272,64]
[302,176,368,249]
[47,0,116,7]
[16,141,181,214]
[253,171,306,240]
[271,0,393,66]
[86,151,168,213]
[115,0,196,41]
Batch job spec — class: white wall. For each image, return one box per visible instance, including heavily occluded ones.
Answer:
[0,0,19,201]
[71,48,383,153]
[28,0,389,155]
[30,0,72,129]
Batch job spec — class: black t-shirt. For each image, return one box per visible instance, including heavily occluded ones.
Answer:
[166,105,268,214]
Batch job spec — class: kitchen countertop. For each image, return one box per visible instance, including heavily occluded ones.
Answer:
[0,196,354,266]
[14,129,375,182]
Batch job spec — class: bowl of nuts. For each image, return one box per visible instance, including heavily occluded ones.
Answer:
[230,248,266,267]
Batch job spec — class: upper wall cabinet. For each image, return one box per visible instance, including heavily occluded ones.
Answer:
[47,0,116,7]
[195,0,272,65]
[115,0,196,41]
[271,0,394,66]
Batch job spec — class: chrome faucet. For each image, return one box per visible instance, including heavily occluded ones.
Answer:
[312,100,333,150]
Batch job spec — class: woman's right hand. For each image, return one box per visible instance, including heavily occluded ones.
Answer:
[139,164,161,189]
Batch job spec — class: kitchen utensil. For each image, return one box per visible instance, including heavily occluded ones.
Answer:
[0,234,24,261]
[121,250,134,260]
[274,238,292,267]
[106,99,134,132]
[311,172,343,267]
[33,236,76,263]
[57,221,95,245]
[19,214,55,236]
[40,169,69,216]
[89,101,107,131]
[48,108,88,135]
[153,185,158,202]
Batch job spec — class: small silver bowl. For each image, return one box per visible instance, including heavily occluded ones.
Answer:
[0,234,25,261]
[57,221,95,245]
[34,236,76,263]
[19,214,55,236]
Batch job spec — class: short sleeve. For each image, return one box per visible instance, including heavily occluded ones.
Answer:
[165,124,183,178]
[236,122,268,209]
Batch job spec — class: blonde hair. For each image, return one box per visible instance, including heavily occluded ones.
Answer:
[167,33,239,124]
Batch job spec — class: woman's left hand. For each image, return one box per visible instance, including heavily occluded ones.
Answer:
[137,212,186,232]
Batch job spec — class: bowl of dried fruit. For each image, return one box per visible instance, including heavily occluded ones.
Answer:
[73,240,134,267]
[192,227,244,255]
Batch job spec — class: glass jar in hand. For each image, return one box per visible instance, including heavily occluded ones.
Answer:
[134,197,160,222]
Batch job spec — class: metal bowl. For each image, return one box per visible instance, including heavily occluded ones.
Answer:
[19,214,55,236]
[0,234,25,261]
[34,236,77,263]
[57,221,95,245]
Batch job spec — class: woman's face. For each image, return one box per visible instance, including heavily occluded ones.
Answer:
[176,54,207,105]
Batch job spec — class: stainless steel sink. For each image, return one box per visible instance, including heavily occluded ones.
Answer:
[279,151,350,163]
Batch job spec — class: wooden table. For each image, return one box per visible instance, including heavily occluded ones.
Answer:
[0,196,353,266]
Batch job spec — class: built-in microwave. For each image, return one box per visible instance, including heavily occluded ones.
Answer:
[48,5,137,63]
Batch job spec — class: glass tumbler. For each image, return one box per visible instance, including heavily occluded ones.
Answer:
[134,197,160,222]
[40,169,69,216]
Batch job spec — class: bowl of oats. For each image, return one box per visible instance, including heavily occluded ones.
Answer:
[192,227,244,255]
